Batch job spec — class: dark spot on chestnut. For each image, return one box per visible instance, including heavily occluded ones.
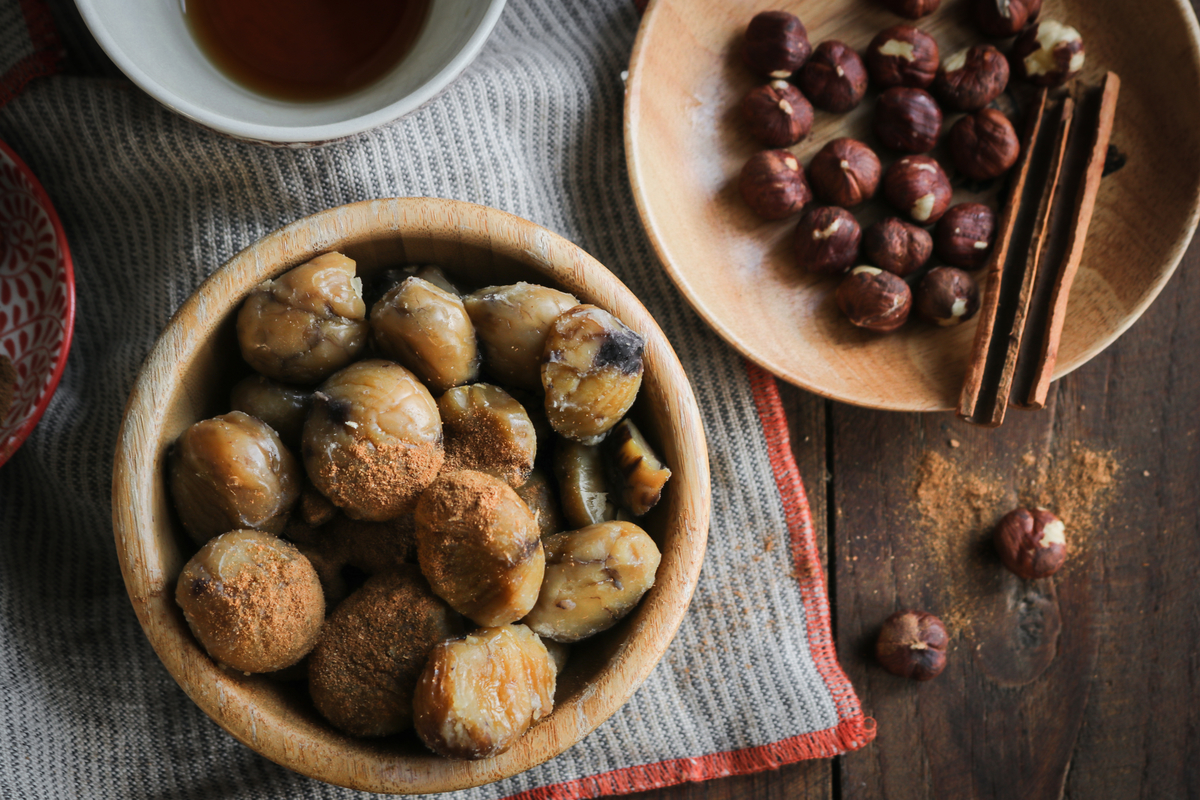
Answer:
[594,328,646,375]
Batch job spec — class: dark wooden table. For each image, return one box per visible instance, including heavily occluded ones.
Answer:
[620,121,1200,800]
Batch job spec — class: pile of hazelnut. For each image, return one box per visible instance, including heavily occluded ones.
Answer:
[737,1,1085,333]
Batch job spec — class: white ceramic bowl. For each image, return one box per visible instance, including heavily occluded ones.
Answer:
[74,0,506,145]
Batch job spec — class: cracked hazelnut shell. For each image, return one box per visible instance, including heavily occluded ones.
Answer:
[874,87,943,153]
[808,138,881,208]
[975,0,1042,37]
[994,507,1067,579]
[739,149,812,220]
[742,10,812,79]
[836,266,912,332]
[863,217,933,277]
[914,267,980,326]
[949,108,1020,180]
[799,41,868,113]
[794,206,862,276]
[741,81,814,147]
[1011,20,1085,87]
[881,0,941,19]
[935,203,996,268]
[883,155,953,224]
[876,610,948,680]
[866,25,939,89]
[933,44,1009,111]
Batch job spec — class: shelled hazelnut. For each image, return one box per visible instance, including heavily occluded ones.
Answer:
[914,267,980,326]
[799,41,868,113]
[742,10,812,79]
[739,150,812,220]
[741,81,814,147]
[883,155,952,224]
[794,206,862,276]
[975,0,1043,38]
[836,266,912,332]
[866,25,939,89]
[863,217,933,277]
[932,44,1009,111]
[876,610,948,681]
[808,138,881,208]
[935,203,996,268]
[874,87,943,153]
[949,108,1020,180]
[994,507,1067,579]
[1011,21,1085,87]
[880,0,941,20]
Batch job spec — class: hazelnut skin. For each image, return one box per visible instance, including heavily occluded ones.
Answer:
[874,87,943,153]
[1011,21,1085,87]
[808,138,881,208]
[949,108,1020,180]
[739,150,812,220]
[742,10,812,79]
[914,267,980,326]
[741,81,814,147]
[876,610,948,681]
[883,155,953,224]
[836,266,912,332]
[799,41,868,113]
[935,203,996,268]
[863,217,933,277]
[880,0,941,20]
[794,206,862,276]
[994,507,1067,579]
[866,25,939,89]
[975,0,1043,38]
[933,44,1009,111]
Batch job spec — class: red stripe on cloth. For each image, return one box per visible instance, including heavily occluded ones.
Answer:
[1,0,64,107]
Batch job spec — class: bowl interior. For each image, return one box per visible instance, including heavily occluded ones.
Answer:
[112,199,709,794]
[626,0,1200,411]
[75,0,505,142]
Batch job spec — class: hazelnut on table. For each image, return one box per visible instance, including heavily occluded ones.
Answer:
[794,205,862,276]
[808,138,880,208]
[863,217,933,277]
[1010,20,1085,87]
[739,149,812,220]
[880,0,941,20]
[874,86,943,154]
[836,266,912,332]
[799,41,868,113]
[994,507,1067,579]
[883,155,953,224]
[975,0,1043,37]
[914,267,980,326]
[949,108,1021,180]
[866,25,939,89]
[742,10,812,79]
[876,609,948,680]
[935,203,997,268]
[741,81,814,147]
[932,44,1010,112]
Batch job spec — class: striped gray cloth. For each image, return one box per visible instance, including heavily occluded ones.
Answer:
[0,1,871,797]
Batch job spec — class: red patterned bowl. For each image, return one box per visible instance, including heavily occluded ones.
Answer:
[0,139,74,467]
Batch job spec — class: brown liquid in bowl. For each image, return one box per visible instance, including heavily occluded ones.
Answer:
[184,0,430,102]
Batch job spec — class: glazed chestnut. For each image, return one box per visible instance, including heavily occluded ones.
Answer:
[169,411,301,546]
[914,267,980,326]
[935,203,996,268]
[883,155,953,224]
[741,81,814,147]
[555,438,617,529]
[793,206,862,276]
[604,419,671,517]
[739,149,812,220]
[1011,20,1085,87]
[175,530,324,673]
[463,283,579,391]
[799,41,868,113]
[880,0,940,19]
[874,87,943,153]
[742,10,812,78]
[863,217,933,277]
[975,0,1043,37]
[229,374,311,449]
[876,610,948,681]
[370,276,481,394]
[866,25,939,89]
[949,108,1020,180]
[303,359,443,522]
[439,383,537,488]
[541,305,645,443]
[994,507,1067,579]
[836,266,912,332]
[516,467,567,537]
[808,138,881,208]
[236,252,368,385]
[933,44,1009,111]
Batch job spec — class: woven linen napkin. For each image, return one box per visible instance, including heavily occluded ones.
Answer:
[0,0,874,797]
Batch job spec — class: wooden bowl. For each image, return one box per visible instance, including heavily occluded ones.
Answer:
[626,0,1200,410]
[111,199,711,793]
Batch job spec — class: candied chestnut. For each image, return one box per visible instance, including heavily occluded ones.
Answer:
[807,138,880,208]
[799,41,868,112]
[935,203,996,268]
[933,44,1009,112]
[229,375,311,449]
[303,359,443,522]
[604,419,671,517]
[742,81,814,147]
[874,87,943,154]
[370,276,481,394]
[516,467,567,537]
[464,283,579,390]
[793,205,861,276]
[866,25,939,89]
[175,529,324,673]
[863,217,933,277]
[555,438,618,529]
[236,252,368,385]
[438,383,537,487]
[169,410,301,546]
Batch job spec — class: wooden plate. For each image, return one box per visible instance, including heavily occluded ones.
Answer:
[626,0,1200,411]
